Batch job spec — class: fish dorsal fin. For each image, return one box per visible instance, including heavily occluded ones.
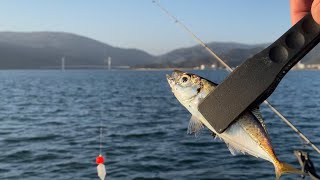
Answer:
[188,115,203,136]
[251,107,268,134]
[226,143,245,156]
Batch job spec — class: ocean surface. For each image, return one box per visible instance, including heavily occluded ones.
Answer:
[0,69,319,180]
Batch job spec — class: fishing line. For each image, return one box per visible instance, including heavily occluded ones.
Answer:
[99,105,103,156]
[96,91,107,180]
[98,91,107,156]
[153,0,320,154]
[153,0,232,72]
[98,84,108,156]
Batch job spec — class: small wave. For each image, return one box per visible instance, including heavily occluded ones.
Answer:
[0,168,10,173]
[177,158,198,164]
[56,162,89,172]
[3,150,33,163]
[3,134,62,143]
[34,153,59,161]
[124,131,167,138]
[36,121,65,126]
[180,141,213,147]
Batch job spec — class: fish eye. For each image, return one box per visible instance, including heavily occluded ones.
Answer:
[180,75,190,83]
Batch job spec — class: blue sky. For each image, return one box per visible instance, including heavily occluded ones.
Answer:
[0,0,291,55]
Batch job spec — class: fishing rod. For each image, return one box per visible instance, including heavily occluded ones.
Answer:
[153,0,320,154]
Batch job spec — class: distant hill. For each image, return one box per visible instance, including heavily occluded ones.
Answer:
[138,42,266,68]
[0,32,156,69]
[0,32,320,69]
[142,42,320,68]
[301,45,320,64]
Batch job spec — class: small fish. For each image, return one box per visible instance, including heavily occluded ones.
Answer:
[166,70,304,179]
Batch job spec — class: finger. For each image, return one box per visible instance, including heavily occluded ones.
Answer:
[290,0,312,25]
[311,0,320,24]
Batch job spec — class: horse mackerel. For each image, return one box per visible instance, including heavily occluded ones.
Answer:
[166,70,304,179]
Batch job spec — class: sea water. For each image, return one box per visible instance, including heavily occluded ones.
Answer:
[0,69,319,180]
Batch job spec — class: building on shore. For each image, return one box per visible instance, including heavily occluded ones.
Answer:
[306,64,320,69]
[294,62,305,69]
[293,62,320,70]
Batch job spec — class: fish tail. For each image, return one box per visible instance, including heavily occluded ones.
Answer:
[274,161,306,180]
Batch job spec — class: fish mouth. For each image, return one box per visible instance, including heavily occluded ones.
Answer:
[166,70,186,87]
[166,74,172,80]
[166,69,185,87]
[166,70,179,87]
[166,74,174,87]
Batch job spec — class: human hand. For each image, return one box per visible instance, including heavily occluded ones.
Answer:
[290,0,320,25]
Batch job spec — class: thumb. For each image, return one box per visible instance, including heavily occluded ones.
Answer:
[311,0,320,24]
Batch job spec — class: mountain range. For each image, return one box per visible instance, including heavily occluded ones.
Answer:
[0,32,155,69]
[0,31,319,69]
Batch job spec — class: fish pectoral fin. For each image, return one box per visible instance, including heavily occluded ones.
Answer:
[188,115,204,136]
[226,143,245,156]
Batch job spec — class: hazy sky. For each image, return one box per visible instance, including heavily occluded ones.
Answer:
[0,0,291,55]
